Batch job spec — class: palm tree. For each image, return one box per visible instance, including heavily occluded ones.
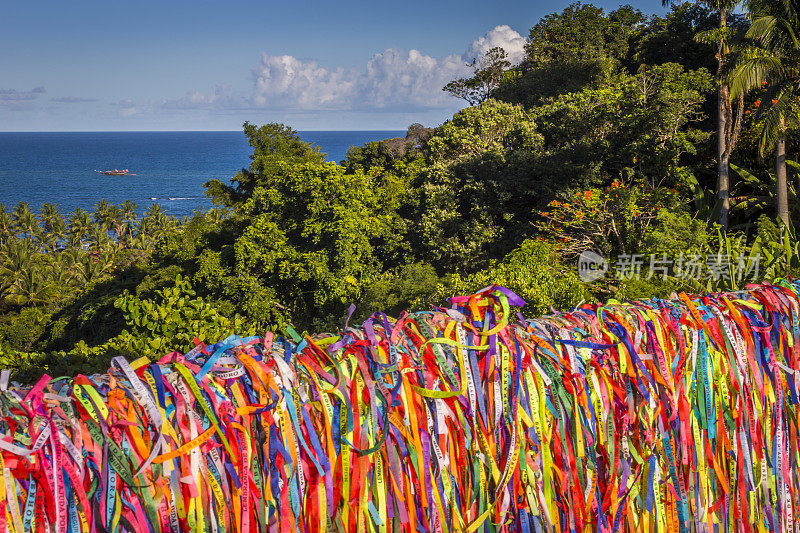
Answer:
[0,204,15,245]
[730,0,800,229]
[75,252,109,284]
[0,239,36,285]
[205,207,231,224]
[141,203,174,239]
[40,203,60,231]
[56,244,108,289]
[89,223,112,254]
[4,265,54,307]
[665,0,743,228]
[39,203,65,252]
[127,231,152,250]
[93,199,120,239]
[11,202,39,241]
[68,208,92,246]
[0,239,49,306]
[117,200,138,246]
[49,216,66,251]
[46,254,76,296]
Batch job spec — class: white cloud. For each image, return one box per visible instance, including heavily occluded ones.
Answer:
[252,55,357,109]
[83,24,527,124]
[358,48,467,110]
[464,25,527,65]
[249,48,464,111]
[186,24,527,114]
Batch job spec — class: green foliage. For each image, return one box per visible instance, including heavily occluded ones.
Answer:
[113,275,254,356]
[233,161,405,327]
[413,100,543,270]
[524,3,643,65]
[494,59,613,108]
[537,182,709,259]
[443,47,511,106]
[37,265,147,351]
[496,4,646,106]
[435,240,591,317]
[671,216,800,293]
[536,181,714,300]
[0,307,47,351]
[0,275,255,381]
[425,99,541,161]
[530,63,713,191]
[205,122,325,207]
[631,2,718,71]
[359,262,444,318]
[730,160,800,223]
[343,138,424,176]
[752,216,800,280]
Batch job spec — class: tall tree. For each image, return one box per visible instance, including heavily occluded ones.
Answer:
[666,0,743,229]
[93,199,119,234]
[204,122,325,207]
[89,223,112,254]
[495,4,646,106]
[68,208,92,246]
[443,47,512,106]
[0,204,15,245]
[730,0,800,229]
[40,203,65,252]
[118,200,138,245]
[11,202,38,241]
[524,3,641,64]
[141,203,174,238]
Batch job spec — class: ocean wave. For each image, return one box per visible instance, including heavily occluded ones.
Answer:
[149,197,202,201]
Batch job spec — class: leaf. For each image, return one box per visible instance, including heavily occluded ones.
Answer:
[730,164,761,185]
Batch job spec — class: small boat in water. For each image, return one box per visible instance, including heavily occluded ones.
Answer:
[95,168,136,176]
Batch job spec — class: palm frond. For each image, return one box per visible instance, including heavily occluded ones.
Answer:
[729,53,785,97]
[786,159,800,176]
[755,89,794,156]
[747,15,779,43]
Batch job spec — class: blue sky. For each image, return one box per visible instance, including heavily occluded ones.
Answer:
[1,0,667,131]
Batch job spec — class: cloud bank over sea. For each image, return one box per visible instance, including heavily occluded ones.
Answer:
[243,24,526,113]
[1,25,526,130]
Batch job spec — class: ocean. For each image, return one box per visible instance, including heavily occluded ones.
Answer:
[0,131,404,219]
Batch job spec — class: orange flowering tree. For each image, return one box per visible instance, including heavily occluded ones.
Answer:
[535,181,699,260]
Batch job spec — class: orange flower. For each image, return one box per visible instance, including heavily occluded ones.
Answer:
[611,179,620,188]
[772,99,778,105]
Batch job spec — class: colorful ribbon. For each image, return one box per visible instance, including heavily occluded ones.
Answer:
[1,280,800,532]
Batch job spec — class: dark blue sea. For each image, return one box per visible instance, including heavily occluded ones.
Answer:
[0,131,404,219]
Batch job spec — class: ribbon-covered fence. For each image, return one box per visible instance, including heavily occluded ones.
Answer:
[1,281,800,532]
